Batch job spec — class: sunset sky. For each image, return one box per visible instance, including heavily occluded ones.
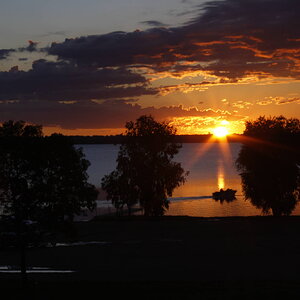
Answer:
[1,0,300,135]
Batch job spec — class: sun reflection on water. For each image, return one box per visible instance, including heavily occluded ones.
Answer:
[217,161,225,190]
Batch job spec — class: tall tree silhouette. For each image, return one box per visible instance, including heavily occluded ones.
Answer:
[0,120,98,283]
[236,116,300,216]
[102,115,187,216]
[0,120,43,284]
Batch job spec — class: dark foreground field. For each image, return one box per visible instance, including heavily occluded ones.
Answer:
[1,216,300,299]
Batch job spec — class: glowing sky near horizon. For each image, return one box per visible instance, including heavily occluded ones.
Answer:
[0,0,300,135]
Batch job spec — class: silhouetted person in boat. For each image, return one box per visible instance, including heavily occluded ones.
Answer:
[213,188,237,203]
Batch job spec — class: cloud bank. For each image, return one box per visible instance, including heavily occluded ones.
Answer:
[0,99,236,130]
[0,59,155,101]
[0,49,15,60]
[1,0,300,130]
[47,0,300,80]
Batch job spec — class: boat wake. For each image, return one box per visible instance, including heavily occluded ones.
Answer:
[169,196,212,202]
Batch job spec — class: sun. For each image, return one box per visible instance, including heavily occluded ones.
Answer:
[213,126,229,138]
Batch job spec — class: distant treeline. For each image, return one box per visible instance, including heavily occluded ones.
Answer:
[68,134,243,144]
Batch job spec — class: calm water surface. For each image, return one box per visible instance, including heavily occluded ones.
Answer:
[79,143,300,217]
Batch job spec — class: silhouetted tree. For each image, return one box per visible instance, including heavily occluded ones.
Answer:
[236,116,300,216]
[0,120,43,138]
[0,122,97,224]
[34,134,98,225]
[0,120,43,284]
[0,120,98,283]
[102,115,187,216]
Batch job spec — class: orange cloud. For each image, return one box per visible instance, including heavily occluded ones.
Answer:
[257,96,300,106]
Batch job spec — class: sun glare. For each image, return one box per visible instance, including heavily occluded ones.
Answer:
[213,126,229,138]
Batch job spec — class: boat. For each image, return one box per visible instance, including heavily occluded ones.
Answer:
[212,188,237,203]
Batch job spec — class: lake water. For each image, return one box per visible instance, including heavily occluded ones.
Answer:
[79,143,300,217]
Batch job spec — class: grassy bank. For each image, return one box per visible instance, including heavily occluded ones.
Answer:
[1,280,300,300]
[1,216,300,299]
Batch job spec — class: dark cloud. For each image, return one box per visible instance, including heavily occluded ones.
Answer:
[46,0,300,80]
[140,20,169,27]
[48,28,182,68]
[19,40,39,53]
[0,59,156,101]
[4,0,300,101]
[0,49,15,60]
[26,40,38,52]
[175,10,197,17]
[0,42,38,62]
[0,99,234,129]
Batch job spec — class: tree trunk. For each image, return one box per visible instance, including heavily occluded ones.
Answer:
[20,238,28,285]
[271,207,282,217]
[127,204,132,216]
[143,204,150,217]
[16,218,28,288]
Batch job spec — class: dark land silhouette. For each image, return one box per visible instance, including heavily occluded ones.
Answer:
[67,133,243,144]
[0,117,300,299]
[1,216,300,299]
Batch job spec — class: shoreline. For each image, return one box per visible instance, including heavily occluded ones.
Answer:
[76,197,300,221]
